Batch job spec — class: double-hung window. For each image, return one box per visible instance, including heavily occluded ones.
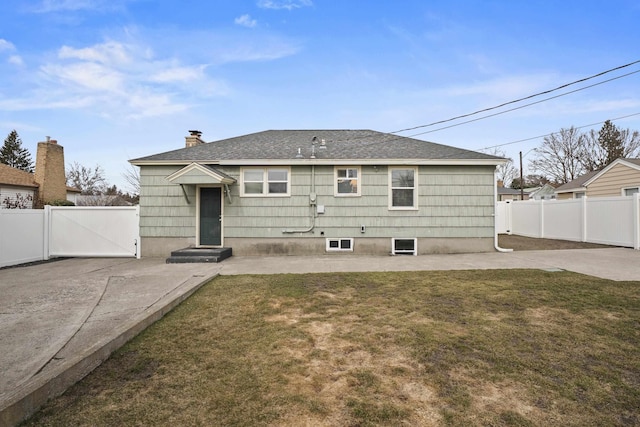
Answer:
[241,167,290,196]
[335,167,360,196]
[623,187,639,196]
[389,167,417,209]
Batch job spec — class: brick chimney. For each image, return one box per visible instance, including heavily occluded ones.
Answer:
[185,130,204,148]
[497,180,504,188]
[34,137,67,204]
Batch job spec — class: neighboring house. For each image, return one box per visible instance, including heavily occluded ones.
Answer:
[0,163,38,208]
[524,183,556,200]
[130,130,506,257]
[496,180,529,201]
[0,138,78,208]
[555,158,640,199]
[66,186,82,204]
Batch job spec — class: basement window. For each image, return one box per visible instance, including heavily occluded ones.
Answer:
[326,238,354,252]
[392,238,417,256]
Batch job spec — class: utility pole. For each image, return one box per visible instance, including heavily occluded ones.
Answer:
[519,151,524,200]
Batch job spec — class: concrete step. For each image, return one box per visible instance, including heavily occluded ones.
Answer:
[166,247,232,263]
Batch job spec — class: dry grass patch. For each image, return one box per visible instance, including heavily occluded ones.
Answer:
[23,270,640,426]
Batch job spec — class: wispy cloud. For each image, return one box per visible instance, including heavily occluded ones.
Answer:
[30,0,129,13]
[439,74,559,100]
[0,39,16,51]
[216,38,301,62]
[41,61,125,92]
[235,14,257,28]
[257,0,312,10]
[1,37,222,119]
[58,41,132,65]
[149,65,207,83]
[0,25,300,119]
[8,55,25,66]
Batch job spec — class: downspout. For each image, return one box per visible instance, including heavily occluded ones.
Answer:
[494,168,513,253]
[282,164,316,234]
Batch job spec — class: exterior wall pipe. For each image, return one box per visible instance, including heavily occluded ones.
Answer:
[282,164,316,234]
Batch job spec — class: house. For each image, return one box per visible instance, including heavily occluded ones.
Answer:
[0,163,39,208]
[130,130,506,257]
[496,180,529,201]
[0,138,79,208]
[555,158,640,199]
[524,183,556,200]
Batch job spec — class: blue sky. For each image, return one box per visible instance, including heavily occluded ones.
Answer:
[1,0,640,190]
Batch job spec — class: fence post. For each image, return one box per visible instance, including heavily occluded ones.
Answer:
[581,196,588,243]
[539,200,545,238]
[135,205,141,259]
[634,193,640,250]
[43,205,51,260]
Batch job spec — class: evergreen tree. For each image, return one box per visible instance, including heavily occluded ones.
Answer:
[0,130,34,172]
[597,120,624,166]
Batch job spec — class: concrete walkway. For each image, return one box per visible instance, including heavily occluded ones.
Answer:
[1,248,639,425]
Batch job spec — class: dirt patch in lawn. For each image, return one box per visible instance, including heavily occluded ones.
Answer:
[498,234,619,251]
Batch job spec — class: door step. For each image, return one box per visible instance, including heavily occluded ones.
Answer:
[166,247,232,263]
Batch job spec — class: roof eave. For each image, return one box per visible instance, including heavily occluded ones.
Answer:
[555,186,586,194]
[131,158,505,166]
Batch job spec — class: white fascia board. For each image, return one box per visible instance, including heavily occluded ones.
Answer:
[166,162,235,184]
[582,158,640,187]
[132,158,506,167]
[218,158,506,166]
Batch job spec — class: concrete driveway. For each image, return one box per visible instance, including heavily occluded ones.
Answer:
[2,247,640,426]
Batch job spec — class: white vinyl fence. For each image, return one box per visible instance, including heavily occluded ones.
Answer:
[0,206,140,268]
[497,195,640,249]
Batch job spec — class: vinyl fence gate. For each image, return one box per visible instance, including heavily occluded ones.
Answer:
[48,206,140,258]
[0,206,140,268]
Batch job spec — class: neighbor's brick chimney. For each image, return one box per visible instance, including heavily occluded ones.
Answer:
[34,137,67,204]
[185,130,204,148]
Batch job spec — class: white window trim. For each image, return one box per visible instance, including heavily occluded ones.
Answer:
[573,191,586,199]
[391,238,417,256]
[326,238,354,252]
[621,186,640,196]
[240,167,291,197]
[334,166,361,197]
[388,167,418,210]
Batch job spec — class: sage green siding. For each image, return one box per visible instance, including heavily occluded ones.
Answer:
[224,165,495,239]
[139,165,197,238]
[139,164,496,241]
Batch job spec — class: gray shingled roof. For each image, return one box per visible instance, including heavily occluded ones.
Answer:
[555,170,599,192]
[131,130,503,163]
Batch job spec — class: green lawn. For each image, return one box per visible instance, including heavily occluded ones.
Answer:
[24,270,640,426]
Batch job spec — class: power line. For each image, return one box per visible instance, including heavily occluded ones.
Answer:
[391,59,640,134]
[478,111,640,152]
[405,69,640,137]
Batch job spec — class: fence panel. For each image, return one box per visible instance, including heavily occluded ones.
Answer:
[511,201,542,238]
[49,206,140,258]
[501,194,639,249]
[0,209,45,268]
[543,199,583,241]
[586,197,634,247]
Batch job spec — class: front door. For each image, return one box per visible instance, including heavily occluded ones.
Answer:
[199,187,222,246]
